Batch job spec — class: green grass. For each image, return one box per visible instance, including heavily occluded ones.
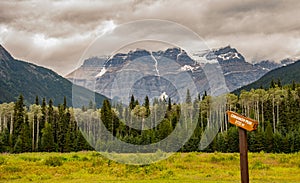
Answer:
[0,152,300,183]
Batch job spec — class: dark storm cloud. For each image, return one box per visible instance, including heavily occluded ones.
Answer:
[0,0,300,75]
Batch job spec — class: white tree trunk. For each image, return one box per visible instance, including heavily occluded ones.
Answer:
[261,101,264,131]
[277,102,280,127]
[32,118,35,151]
[272,96,276,133]
[9,114,13,136]
[36,119,39,150]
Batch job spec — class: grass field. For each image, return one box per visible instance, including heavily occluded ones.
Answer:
[0,151,300,183]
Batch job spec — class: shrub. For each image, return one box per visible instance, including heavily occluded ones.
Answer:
[0,156,6,165]
[4,166,21,173]
[251,161,270,170]
[20,156,41,162]
[44,156,63,167]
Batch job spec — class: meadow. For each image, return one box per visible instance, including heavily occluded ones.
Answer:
[0,151,300,183]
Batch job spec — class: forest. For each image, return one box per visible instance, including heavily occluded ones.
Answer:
[0,80,300,154]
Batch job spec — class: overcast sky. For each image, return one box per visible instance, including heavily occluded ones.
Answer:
[1,0,300,76]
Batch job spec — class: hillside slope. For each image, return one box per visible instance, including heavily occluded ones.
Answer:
[0,45,106,107]
[234,60,300,94]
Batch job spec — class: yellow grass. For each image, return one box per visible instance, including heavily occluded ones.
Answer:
[0,151,299,183]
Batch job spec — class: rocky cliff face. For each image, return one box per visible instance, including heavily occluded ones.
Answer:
[66,57,107,90]
[66,46,290,103]
[207,46,267,90]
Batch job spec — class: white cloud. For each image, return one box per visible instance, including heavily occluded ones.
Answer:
[33,34,59,48]
[0,0,300,75]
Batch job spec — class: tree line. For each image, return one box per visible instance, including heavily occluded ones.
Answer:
[0,96,91,153]
[0,81,300,153]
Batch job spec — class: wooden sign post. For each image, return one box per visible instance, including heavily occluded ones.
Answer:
[226,111,258,183]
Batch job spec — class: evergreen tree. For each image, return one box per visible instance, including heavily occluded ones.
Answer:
[270,79,276,88]
[39,98,47,150]
[277,79,282,88]
[12,94,25,148]
[129,95,135,110]
[35,96,39,105]
[143,95,150,117]
[273,132,283,153]
[202,91,207,100]
[216,133,228,152]
[186,89,192,104]
[75,130,93,151]
[63,96,67,110]
[249,129,265,152]
[57,104,68,152]
[41,122,55,152]
[48,99,54,124]
[101,99,113,136]
[0,129,10,152]
[88,100,96,110]
[265,122,273,152]
[226,127,239,152]
[168,97,172,111]
[14,115,31,153]
[292,80,296,90]
[157,118,172,140]
[134,99,139,107]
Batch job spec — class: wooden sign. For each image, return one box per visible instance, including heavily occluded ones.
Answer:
[227,111,258,132]
[226,111,259,183]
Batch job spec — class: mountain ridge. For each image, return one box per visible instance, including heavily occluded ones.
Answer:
[0,44,106,107]
[233,60,300,94]
[67,46,284,103]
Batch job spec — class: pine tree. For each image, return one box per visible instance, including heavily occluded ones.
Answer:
[14,115,31,153]
[186,89,192,104]
[134,99,139,107]
[75,130,92,151]
[292,80,296,90]
[41,122,55,152]
[273,132,283,153]
[35,96,39,105]
[88,100,95,110]
[265,122,273,152]
[277,79,282,88]
[157,118,172,140]
[39,98,47,151]
[226,127,239,152]
[12,94,25,148]
[202,91,207,100]
[101,99,113,136]
[129,95,135,110]
[270,79,276,88]
[0,129,10,152]
[57,104,68,152]
[143,95,150,117]
[168,97,172,111]
[63,96,67,110]
[48,99,54,124]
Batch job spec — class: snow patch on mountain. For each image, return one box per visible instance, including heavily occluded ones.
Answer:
[96,67,107,77]
[180,65,194,71]
[160,92,168,100]
[188,50,218,64]
[151,52,160,76]
[217,52,240,60]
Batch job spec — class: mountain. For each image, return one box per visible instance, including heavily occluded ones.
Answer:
[66,57,107,90]
[67,46,276,103]
[0,45,106,107]
[254,60,282,71]
[234,60,300,94]
[199,46,270,90]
